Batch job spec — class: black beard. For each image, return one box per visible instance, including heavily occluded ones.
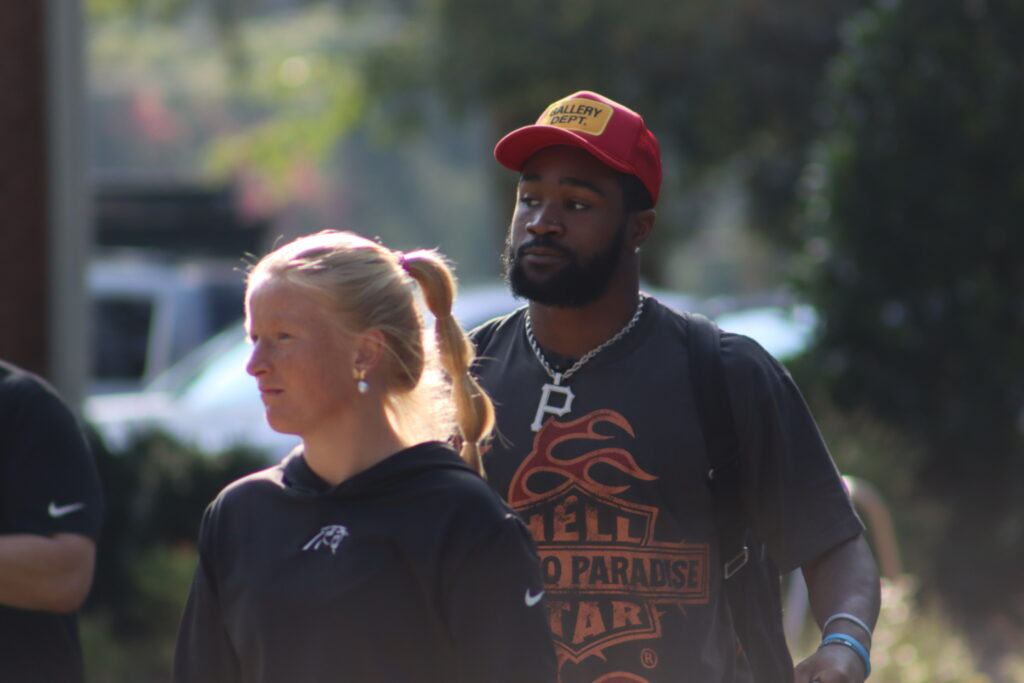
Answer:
[503,223,627,307]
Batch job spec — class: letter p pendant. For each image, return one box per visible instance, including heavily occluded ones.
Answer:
[531,374,575,432]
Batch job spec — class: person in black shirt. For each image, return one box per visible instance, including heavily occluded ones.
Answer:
[173,230,556,683]
[0,359,104,683]
[471,90,881,683]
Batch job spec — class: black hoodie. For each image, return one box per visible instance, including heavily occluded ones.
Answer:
[174,441,556,683]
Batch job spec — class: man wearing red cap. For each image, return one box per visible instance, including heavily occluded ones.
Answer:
[471,91,881,683]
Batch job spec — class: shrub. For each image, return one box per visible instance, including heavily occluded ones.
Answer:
[81,431,270,681]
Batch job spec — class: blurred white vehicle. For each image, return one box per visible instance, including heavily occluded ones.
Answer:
[85,284,813,461]
[89,253,246,395]
[714,304,817,360]
[86,323,299,459]
[84,285,529,460]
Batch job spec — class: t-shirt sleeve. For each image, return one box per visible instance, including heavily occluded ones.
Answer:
[173,505,242,683]
[442,511,557,683]
[721,333,864,572]
[1,371,103,539]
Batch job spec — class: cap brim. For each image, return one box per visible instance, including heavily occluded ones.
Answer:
[494,125,635,176]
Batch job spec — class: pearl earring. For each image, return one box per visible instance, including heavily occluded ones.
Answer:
[354,368,368,394]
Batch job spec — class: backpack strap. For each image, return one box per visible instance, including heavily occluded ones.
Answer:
[683,311,794,683]
[683,312,749,577]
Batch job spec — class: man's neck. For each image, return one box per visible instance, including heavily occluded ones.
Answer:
[527,286,642,358]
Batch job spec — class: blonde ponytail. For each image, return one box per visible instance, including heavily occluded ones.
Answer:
[400,251,495,475]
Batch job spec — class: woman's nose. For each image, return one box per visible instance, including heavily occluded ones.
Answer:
[246,343,266,377]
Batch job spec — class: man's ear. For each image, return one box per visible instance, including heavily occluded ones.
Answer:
[628,209,656,250]
[353,329,386,374]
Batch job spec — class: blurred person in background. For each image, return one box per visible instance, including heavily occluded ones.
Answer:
[470,90,881,683]
[0,359,104,683]
[173,230,556,683]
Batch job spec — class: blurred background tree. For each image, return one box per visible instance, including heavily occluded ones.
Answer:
[88,0,869,292]
[88,0,501,279]
[365,0,868,287]
[802,0,1024,671]
[380,0,863,236]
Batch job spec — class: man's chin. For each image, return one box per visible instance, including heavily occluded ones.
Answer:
[507,258,614,308]
[509,270,562,305]
[509,277,600,308]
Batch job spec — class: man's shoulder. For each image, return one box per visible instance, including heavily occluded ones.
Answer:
[718,328,791,381]
[0,360,53,402]
[641,298,788,384]
[468,306,527,351]
[0,360,81,437]
[645,300,779,363]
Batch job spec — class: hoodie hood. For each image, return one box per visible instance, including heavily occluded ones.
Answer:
[279,441,473,499]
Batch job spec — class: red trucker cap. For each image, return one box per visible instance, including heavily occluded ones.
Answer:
[494,90,662,206]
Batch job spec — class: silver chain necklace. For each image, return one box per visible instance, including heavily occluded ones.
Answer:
[524,295,646,431]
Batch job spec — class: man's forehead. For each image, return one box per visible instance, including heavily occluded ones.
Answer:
[519,146,619,191]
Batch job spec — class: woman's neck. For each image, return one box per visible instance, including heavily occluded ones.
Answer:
[300,406,410,486]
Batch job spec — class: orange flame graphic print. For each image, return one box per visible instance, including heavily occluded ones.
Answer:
[507,410,657,506]
[505,409,711,678]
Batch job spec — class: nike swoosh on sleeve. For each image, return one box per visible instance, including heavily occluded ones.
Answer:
[48,501,86,518]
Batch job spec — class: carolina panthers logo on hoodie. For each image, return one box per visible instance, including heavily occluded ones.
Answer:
[303,524,349,555]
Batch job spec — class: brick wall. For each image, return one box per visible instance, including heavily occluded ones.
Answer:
[0,4,49,374]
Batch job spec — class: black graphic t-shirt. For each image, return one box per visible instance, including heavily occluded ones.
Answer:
[472,298,863,683]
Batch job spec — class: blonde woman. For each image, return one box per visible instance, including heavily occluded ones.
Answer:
[173,231,555,683]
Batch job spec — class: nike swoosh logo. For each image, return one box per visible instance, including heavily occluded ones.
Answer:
[48,501,85,518]
[524,589,545,607]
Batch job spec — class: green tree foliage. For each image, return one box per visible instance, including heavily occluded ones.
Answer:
[88,0,867,270]
[370,0,866,246]
[804,0,1024,662]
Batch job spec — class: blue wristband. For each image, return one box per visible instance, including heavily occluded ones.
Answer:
[820,632,872,677]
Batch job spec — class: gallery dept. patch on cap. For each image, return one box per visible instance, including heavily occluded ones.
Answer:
[541,97,613,136]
